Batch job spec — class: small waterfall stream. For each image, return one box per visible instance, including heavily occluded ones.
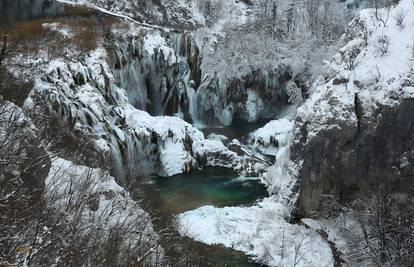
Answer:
[186,84,202,126]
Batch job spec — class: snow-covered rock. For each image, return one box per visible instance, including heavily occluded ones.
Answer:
[291,0,414,216]
[250,119,294,156]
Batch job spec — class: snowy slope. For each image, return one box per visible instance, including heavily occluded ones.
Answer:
[178,199,334,267]
[45,157,164,265]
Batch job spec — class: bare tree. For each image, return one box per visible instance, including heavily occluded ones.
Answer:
[293,238,310,267]
[336,190,414,267]
[0,32,19,67]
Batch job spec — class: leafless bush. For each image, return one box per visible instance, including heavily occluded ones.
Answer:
[293,237,310,267]
[372,0,392,27]
[0,31,19,67]
[375,34,390,56]
[393,9,406,27]
[370,64,382,83]
[1,157,165,266]
[0,31,33,106]
[344,46,361,70]
[49,158,165,265]
[0,100,49,266]
[331,190,414,267]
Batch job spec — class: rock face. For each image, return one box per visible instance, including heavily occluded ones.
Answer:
[291,0,414,217]
[111,26,299,126]
[197,67,293,126]
[293,98,414,216]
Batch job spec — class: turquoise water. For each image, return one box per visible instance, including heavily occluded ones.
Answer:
[140,167,268,214]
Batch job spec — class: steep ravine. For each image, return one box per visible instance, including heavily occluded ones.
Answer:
[3,0,391,265]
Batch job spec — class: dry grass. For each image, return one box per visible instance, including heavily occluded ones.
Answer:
[3,8,121,59]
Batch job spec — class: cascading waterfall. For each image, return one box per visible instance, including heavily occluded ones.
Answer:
[112,31,203,124]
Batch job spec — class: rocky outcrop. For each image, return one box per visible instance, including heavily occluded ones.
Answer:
[291,0,414,217]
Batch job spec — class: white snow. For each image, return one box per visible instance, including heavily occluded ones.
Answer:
[143,31,177,64]
[178,197,334,267]
[251,119,294,156]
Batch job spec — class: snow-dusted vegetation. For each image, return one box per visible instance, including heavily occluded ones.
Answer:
[1,0,413,266]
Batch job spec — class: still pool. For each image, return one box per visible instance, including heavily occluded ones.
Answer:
[139,167,269,214]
